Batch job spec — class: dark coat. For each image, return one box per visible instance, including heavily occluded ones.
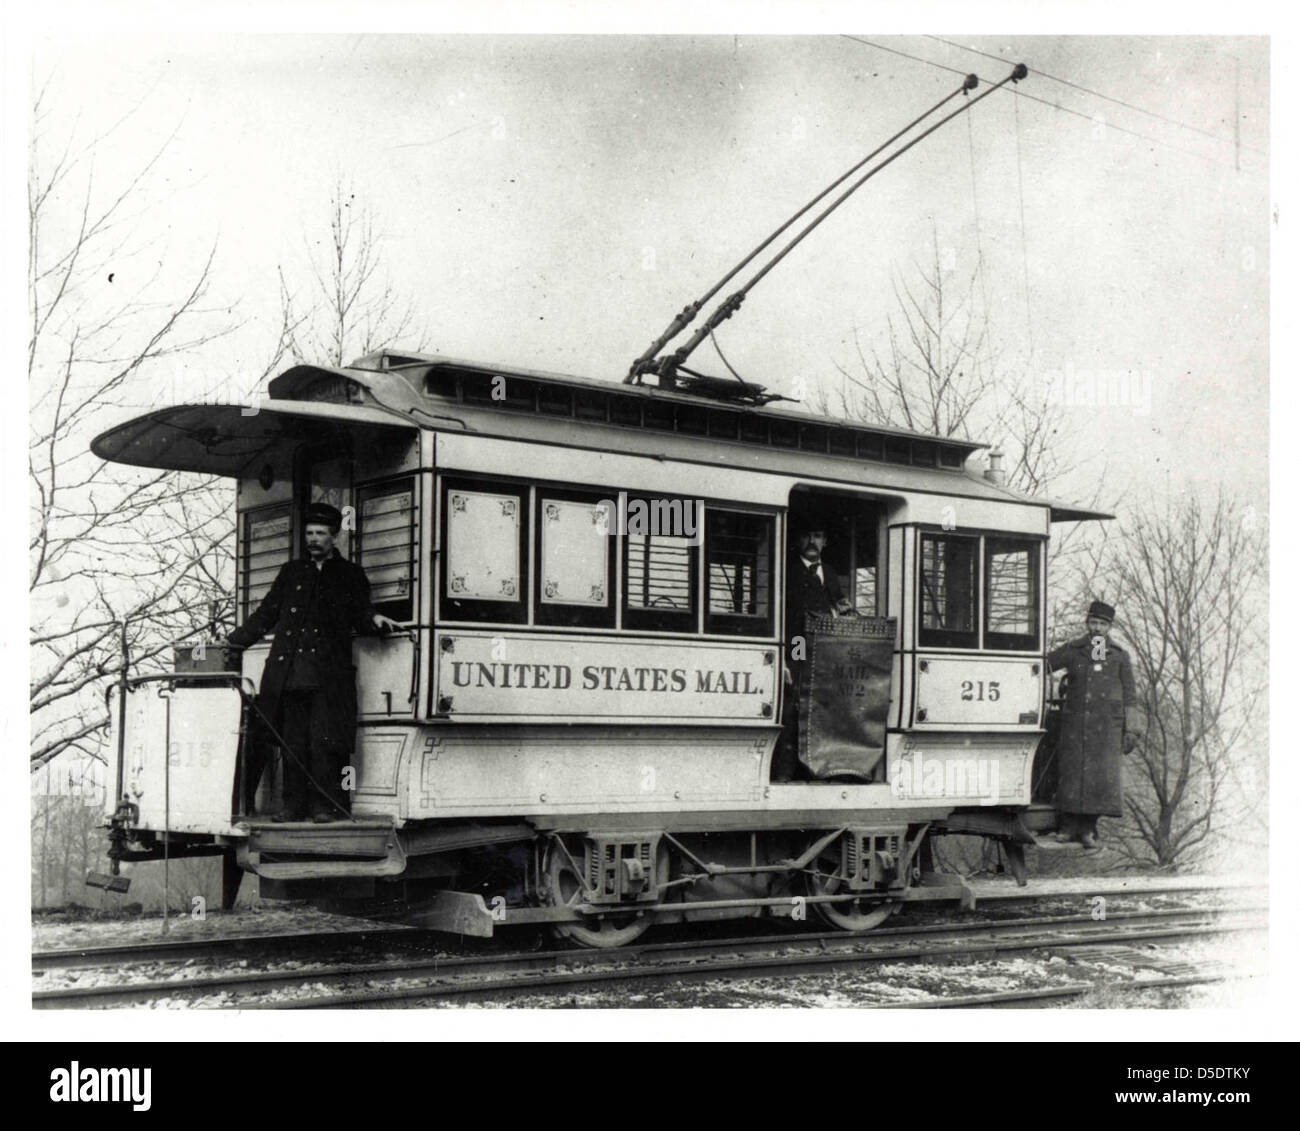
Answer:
[778,554,845,778]
[1046,634,1140,817]
[228,550,378,758]
[784,554,844,648]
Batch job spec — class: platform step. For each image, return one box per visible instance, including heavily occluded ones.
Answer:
[1020,804,1060,833]
[1029,834,1099,852]
[247,819,397,859]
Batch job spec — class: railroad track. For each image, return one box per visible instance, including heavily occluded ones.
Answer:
[889,972,1235,1009]
[31,881,1259,973]
[31,924,416,972]
[973,880,1265,903]
[32,903,1265,1010]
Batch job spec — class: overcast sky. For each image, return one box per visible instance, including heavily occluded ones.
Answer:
[29,31,1269,509]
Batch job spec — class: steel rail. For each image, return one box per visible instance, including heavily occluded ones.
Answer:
[882,972,1233,1009]
[244,919,1265,1010]
[31,926,416,972]
[32,883,1268,972]
[32,906,1264,1009]
[973,880,1264,902]
[31,887,1263,971]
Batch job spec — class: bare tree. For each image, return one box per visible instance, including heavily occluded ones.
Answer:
[30,85,424,908]
[30,759,106,908]
[27,78,247,772]
[826,227,1127,656]
[825,225,1101,502]
[818,228,1141,875]
[1105,492,1267,868]
[285,182,423,366]
[829,235,997,443]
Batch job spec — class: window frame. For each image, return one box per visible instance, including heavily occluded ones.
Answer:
[533,486,617,629]
[620,492,701,633]
[983,536,1042,652]
[438,476,531,625]
[848,509,883,617]
[239,502,293,621]
[355,474,419,623]
[704,506,776,637]
[430,475,789,639]
[917,530,981,649]
[295,439,354,560]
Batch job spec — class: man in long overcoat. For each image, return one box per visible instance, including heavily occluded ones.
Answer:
[227,502,400,822]
[774,518,856,781]
[1046,599,1143,847]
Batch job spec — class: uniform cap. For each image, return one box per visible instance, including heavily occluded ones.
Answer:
[304,502,343,534]
[1087,599,1116,622]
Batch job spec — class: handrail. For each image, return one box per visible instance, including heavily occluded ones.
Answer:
[121,672,258,698]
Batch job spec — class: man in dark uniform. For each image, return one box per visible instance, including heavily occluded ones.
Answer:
[226,502,401,822]
[1046,599,1143,848]
[773,518,856,781]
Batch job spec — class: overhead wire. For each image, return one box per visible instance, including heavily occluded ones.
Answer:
[1013,90,1035,363]
[842,35,1250,169]
[841,34,971,79]
[627,70,977,381]
[965,108,991,323]
[925,34,1263,155]
[645,65,1025,382]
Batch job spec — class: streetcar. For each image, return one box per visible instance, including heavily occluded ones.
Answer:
[88,59,1094,946]
[90,347,1107,946]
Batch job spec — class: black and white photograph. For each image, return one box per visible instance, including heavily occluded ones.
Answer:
[9,0,1294,1094]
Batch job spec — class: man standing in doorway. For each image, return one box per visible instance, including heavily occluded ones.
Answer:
[1046,600,1143,848]
[226,502,402,822]
[774,517,856,782]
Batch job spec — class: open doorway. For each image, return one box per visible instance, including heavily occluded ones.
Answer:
[776,489,892,784]
[785,488,885,619]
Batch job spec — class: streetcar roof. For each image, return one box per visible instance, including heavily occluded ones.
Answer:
[89,400,416,478]
[1037,499,1115,523]
[269,350,989,456]
[90,351,1112,521]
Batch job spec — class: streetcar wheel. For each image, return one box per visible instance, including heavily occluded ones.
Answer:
[542,839,661,949]
[801,839,900,932]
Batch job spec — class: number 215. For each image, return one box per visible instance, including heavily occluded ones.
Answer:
[960,680,1000,701]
